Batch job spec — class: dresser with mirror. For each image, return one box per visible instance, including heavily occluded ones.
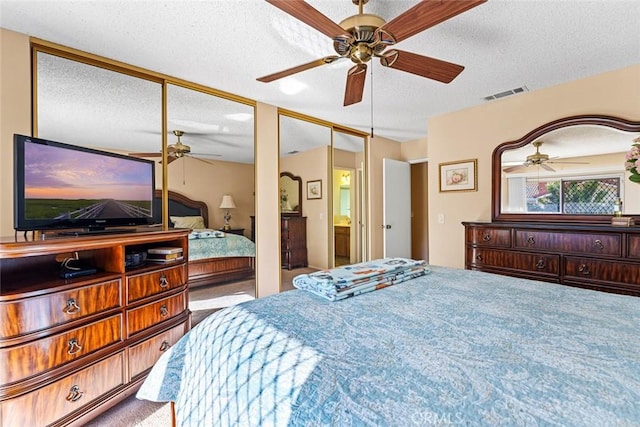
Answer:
[464,115,640,296]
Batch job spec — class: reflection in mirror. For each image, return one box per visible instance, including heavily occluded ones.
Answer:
[494,116,640,222]
[36,51,162,156]
[333,130,366,266]
[161,84,255,235]
[279,172,302,216]
[279,113,332,269]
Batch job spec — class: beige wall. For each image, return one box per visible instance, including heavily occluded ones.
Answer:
[0,29,31,235]
[254,102,281,297]
[281,145,331,269]
[428,64,640,268]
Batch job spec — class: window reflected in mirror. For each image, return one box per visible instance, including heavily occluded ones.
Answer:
[494,116,640,222]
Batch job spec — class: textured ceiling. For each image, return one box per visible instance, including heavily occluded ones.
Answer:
[1,0,639,162]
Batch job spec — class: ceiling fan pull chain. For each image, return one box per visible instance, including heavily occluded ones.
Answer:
[370,63,374,138]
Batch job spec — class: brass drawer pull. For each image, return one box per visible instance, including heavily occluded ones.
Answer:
[527,235,536,245]
[578,264,591,275]
[475,254,483,262]
[159,340,171,352]
[66,385,84,402]
[535,259,546,269]
[67,338,83,355]
[63,298,81,314]
[159,275,169,288]
[592,239,604,250]
[159,305,169,318]
[482,232,491,242]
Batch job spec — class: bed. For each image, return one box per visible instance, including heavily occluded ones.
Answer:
[153,190,255,287]
[137,261,640,426]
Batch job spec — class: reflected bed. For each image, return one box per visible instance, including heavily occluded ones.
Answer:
[154,190,254,288]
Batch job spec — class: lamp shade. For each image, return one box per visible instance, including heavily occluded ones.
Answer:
[219,195,236,209]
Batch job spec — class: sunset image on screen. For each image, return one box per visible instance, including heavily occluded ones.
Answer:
[24,142,153,220]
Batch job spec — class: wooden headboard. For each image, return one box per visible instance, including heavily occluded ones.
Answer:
[153,190,209,228]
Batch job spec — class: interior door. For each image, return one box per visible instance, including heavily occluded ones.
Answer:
[383,158,411,258]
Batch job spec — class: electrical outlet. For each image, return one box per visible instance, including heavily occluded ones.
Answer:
[438,214,445,224]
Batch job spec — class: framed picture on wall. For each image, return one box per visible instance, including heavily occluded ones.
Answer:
[307,180,322,199]
[439,159,477,192]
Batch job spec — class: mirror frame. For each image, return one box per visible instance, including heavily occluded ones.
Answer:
[279,171,302,217]
[492,114,640,224]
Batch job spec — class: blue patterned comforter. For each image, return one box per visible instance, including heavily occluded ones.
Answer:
[188,232,255,261]
[137,266,640,426]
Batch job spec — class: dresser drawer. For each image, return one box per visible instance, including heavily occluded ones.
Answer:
[565,257,640,286]
[467,248,559,276]
[127,264,186,303]
[1,314,122,384]
[127,291,186,337]
[629,235,640,259]
[1,352,125,427]
[129,323,186,379]
[467,227,511,247]
[0,279,121,340]
[514,230,621,256]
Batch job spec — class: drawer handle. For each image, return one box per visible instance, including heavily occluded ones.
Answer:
[159,275,169,288]
[63,298,81,314]
[527,235,536,245]
[475,254,483,262]
[592,239,604,250]
[578,264,591,276]
[535,259,546,269]
[159,305,169,318]
[482,232,491,242]
[159,340,171,352]
[67,338,83,355]
[66,385,84,402]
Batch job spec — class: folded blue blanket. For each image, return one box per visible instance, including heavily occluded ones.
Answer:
[293,258,429,301]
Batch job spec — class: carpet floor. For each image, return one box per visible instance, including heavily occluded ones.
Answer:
[86,267,315,426]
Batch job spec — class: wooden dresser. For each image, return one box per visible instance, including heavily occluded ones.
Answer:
[281,216,308,270]
[0,228,191,426]
[463,222,640,296]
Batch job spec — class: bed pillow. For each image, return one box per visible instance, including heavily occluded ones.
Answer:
[170,215,206,229]
[189,229,226,239]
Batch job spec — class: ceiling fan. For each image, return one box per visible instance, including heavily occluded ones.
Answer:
[129,130,221,164]
[503,141,589,173]
[257,0,487,106]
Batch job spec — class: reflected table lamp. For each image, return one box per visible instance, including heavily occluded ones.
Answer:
[219,195,236,230]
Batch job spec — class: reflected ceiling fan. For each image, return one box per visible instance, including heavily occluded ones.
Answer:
[257,0,487,106]
[503,141,589,173]
[129,130,221,164]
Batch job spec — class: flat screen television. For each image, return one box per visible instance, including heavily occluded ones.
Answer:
[14,134,156,233]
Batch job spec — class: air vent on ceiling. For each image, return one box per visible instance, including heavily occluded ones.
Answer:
[484,86,529,101]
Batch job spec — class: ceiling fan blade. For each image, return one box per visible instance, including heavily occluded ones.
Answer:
[257,56,341,83]
[380,49,464,83]
[190,152,222,157]
[379,0,487,43]
[265,0,349,39]
[547,160,590,165]
[503,164,525,173]
[129,152,162,157]
[344,63,367,106]
[541,163,556,172]
[191,156,219,165]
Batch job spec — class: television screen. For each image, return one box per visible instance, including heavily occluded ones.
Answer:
[14,134,155,232]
